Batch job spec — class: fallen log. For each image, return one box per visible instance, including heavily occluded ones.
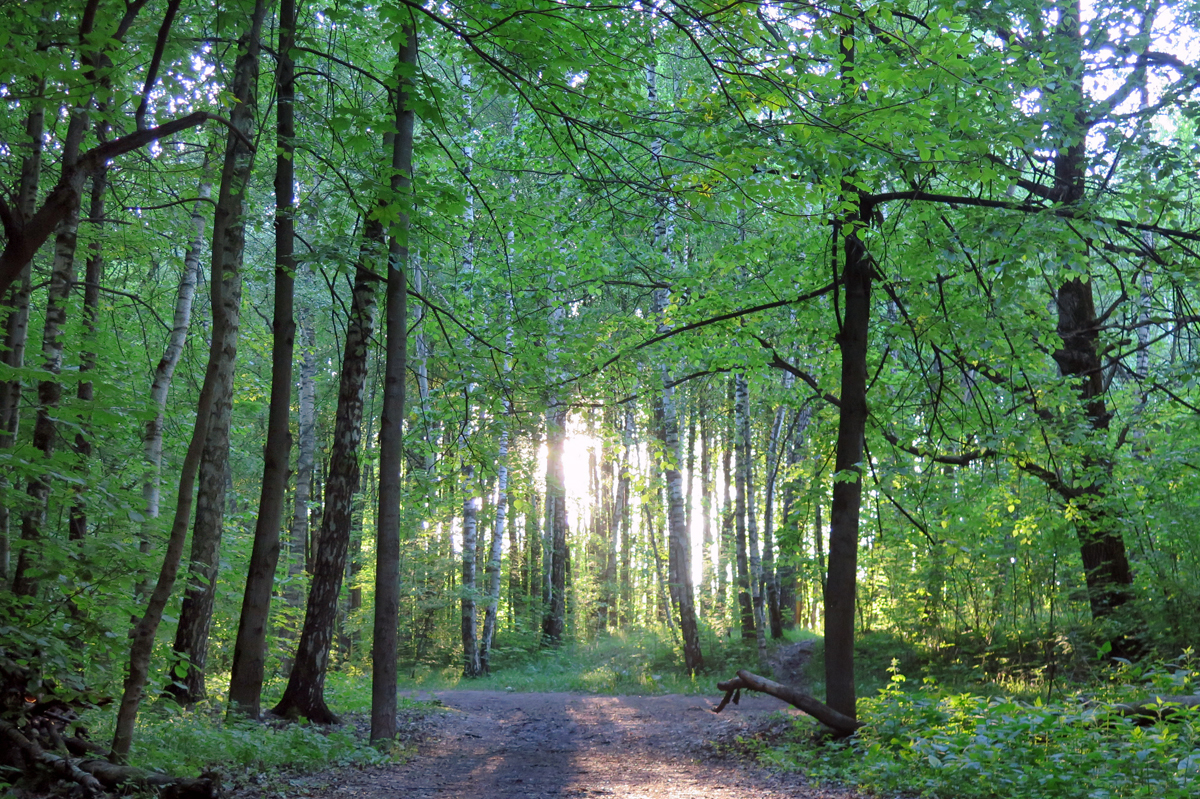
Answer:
[0,718,105,797]
[1108,694,1200,723]
[78,759,220,798]
[1,718,219,798]
[715,669,864,737]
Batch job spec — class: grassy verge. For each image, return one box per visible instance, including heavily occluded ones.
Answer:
[77,691,434,792]
[747,651,1200,799]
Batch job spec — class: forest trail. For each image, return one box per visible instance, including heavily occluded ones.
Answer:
[320,687,859,799]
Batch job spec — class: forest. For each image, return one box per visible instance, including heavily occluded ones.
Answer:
[1,0,1199,797]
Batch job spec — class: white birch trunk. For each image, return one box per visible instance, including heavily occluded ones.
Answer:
[137,179,210,594]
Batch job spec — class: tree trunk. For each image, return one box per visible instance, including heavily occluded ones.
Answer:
[733,373,755,640]
[763,404,786,639]
[12,106,90,597]
[167,1,266,700]
[644,496,675,631]
[1044,0,1134,623]
[746,395,767,664]
[461,441,481,674]
[825,190,872,722]
[285,279,317,619]
[480,431,508,671]
[111,0,268,753]
[653,287,703,673]
[68,165,107,543]
[617,407,634,627]
[273,219,382,724]
[228,0,299,717]
[719,379,734,616]
[542,398,569,644]
[777,405,810,629]
[372,25,417,741]
[1,91,46,588]
[138,176,209,599]
[699,404,713,613]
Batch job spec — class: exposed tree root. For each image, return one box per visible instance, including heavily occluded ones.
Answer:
[715,669,864,737]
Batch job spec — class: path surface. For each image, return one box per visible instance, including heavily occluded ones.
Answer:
[322,689,860,799]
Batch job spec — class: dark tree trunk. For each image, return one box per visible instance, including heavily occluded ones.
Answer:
[733,373,755,640]
[273,219,382,724]
[699,404,713,613]
[0,92,45,586]
[1044,0,1134,623]
[227,0,299,717]
[372,25,416,740]
[825,190,873,721]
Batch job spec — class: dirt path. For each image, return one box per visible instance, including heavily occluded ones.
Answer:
[322,689,859,799]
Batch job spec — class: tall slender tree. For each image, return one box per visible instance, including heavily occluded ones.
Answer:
[228,0,301,717]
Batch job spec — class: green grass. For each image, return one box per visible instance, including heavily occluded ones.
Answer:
[79,690,432,781]
[396,628,732,694]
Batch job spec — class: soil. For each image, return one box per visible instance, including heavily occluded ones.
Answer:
[307,643,860,799]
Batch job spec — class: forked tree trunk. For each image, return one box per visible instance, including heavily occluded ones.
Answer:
[0,91,46,586]
[167,1,266,700]
[273,219,382,724]
[111,1,268,756]
[228,0,299,717]
[12,107,90,597]
[372,26,417,740]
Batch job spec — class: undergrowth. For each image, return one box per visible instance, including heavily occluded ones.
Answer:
[79,692,431,781]
[398,626,786,695]
[753,652,1200,799]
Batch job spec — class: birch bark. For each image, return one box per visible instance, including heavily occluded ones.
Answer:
[12,105,90,596]
[0,90,45,586]
[112,0,267,753]
[273,219,382,724]
[137,176,210,599]
[167,0,266,701]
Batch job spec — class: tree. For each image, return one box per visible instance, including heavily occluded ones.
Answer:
[372,17,417,742]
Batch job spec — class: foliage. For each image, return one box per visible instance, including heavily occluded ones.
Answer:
[79,693,434,778]
[756,656,1200,799]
